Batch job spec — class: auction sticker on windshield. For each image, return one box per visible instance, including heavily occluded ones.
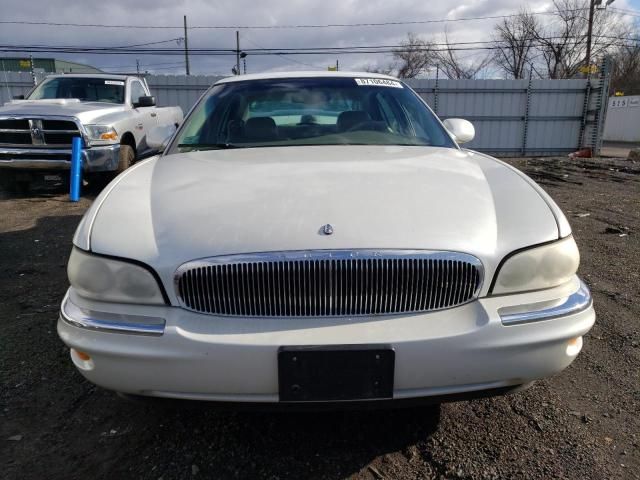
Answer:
[105,80,125,86]
[354,78,403,88]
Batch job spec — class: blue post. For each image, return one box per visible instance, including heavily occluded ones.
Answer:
[70,136,82,202]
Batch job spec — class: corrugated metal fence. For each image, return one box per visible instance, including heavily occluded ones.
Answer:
[1,67,610,156]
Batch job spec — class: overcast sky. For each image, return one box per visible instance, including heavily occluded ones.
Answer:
[1,0,638,77]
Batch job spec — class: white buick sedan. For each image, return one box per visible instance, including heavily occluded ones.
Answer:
[58,72,595,406]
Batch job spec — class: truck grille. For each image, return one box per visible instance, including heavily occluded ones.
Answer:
[175,250,483,317]
[0,118,82,147]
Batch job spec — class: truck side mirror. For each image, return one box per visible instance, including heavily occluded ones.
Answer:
[13,94,25,100]
[134,96,156,108]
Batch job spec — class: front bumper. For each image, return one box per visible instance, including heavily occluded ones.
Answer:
[0,144,120,172]
[57,276,595,404]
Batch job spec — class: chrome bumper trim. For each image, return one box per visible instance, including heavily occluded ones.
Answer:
[499,280,592,326]
[0,144,120,172]
[60,293,165,336]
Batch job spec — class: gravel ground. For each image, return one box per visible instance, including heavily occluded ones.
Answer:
[1,156,639,480]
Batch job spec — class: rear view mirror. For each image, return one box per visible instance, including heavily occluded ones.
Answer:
[147,124,177,151]
[443,118,475,144]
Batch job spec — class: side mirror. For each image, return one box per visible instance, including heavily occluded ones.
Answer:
[443,118,475,144]
[134,95,156,108]
[147,124,176,151]
[13,94,25,100]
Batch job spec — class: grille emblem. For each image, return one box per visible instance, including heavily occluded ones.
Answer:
[28,119,45,145]
[321,224,334,235]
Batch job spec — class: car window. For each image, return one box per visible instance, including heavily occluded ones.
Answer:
[170,77,455,152]
[130,81,147,105]
[375,92,407,136]
[28,77,125,104]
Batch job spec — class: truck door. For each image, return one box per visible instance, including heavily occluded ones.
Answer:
[129,79,157,155]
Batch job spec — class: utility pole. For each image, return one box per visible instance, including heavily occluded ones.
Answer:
[136,59,140,74]
[240,52,247,74]
[585,0,596,72]
[336,59,339,71]
[585,0,615,73]
[184,15,190,76]
[236,31,241,75]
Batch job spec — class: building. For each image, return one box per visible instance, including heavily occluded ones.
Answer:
[603,95,640,143]
[0,57,102,74]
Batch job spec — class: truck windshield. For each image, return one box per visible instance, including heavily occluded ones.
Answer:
[170,77,455,152]
[28,77,125,104]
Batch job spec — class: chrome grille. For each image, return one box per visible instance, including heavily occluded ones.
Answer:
[175,251,483,317]
[0,118,82,147]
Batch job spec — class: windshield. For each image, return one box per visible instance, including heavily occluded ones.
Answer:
[28,77,125,104]
[170,77,455,152]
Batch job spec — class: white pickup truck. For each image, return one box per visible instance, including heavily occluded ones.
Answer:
[0,74,183,192]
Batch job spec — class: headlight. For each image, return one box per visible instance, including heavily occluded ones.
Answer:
[68,247,165,304]
[84,125,119,145]
[492,236,580,294]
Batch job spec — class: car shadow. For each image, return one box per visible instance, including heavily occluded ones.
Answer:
[113,397,442,479]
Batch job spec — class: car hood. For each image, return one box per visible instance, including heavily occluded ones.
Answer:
[0,100,126,124]
[83,146,561,299]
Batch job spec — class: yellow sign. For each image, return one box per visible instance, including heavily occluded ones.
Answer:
[19,59,31,68]
[614,91,625,97]
[327,66,337,71]
[578,64,599,74]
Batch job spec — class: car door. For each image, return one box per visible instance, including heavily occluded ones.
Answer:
[129,79,158,155]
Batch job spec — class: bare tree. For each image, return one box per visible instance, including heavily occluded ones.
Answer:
[364,64,395,75]
[434,30,492,79]
[610,40,640,95]
[492,11,538,79]
[392,33,436,78]
[532,0,626,78]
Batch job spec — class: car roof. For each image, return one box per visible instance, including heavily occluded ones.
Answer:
[215,71,400,85]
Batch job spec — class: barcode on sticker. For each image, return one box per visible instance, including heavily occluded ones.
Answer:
[354,78,403,88]
[105,80,125,86]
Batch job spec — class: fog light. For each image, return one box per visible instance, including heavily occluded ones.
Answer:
[566,337,583,356]
[70,348,95,370]
[73,349,91,361]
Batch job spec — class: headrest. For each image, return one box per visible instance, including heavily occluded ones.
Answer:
[337,111,371,132]
[245,117,277,141]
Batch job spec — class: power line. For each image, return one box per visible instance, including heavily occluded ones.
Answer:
[4,31,637,54]
[610,6,640,17]
[99,61,187,69]
[112,38,184,48]
[0,8,596,31]
[2,41,638,57]
[2,33,637,56]
[242,35,324,69]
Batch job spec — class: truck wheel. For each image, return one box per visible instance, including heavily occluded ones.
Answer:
[117,144,135,174]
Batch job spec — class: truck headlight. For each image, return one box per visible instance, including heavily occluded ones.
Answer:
[68,247,165,304]
[85,125,119,145]
[492,236,580,295]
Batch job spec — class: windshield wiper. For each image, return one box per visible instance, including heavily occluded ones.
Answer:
[177,143,242,151]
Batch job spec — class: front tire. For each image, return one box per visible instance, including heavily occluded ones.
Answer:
[116,144,135,174]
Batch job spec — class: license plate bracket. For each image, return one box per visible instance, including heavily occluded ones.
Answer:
[278,345,394,402]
